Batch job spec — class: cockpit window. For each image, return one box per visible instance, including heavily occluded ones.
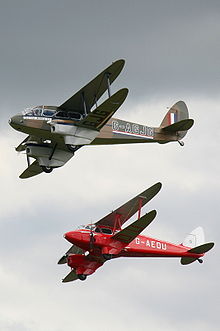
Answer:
[33,108,42,116]
[101,228,112,234]
[23,106,56,117]
[84,224,96,230]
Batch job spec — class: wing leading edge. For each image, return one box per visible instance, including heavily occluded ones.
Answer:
[60,59,125,115]
[95,182,162,229]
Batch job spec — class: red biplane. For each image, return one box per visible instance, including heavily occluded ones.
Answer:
[58,183,214,282]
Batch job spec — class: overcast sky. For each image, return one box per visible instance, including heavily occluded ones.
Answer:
[1,1,220,331]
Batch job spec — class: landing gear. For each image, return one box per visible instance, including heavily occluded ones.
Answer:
[67,145,82,153]
[178,140,184,146]
[41,166,53,173]
[103,254,113,260]
[78,274,87,281]
[198,258,203,264]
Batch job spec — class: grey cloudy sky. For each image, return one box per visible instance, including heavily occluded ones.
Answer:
[1,1,220,331]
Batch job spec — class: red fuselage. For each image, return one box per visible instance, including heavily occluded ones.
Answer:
[64,228,203,260]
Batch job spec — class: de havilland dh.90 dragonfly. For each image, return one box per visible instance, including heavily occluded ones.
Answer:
[58,182,214,282]
[9,59,194,179]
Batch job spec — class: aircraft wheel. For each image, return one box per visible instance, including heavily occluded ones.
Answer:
[103,254,112,260]
[78,274,87,281]
[41,166,53,173]
[67,145,82,153]
[67,145,77,153]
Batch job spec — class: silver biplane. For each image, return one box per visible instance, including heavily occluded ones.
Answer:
[9,60,194,178]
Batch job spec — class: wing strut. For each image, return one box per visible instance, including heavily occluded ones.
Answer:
[113,213,122,234]
[138,197,144,220]
[106,72,111,98]
[81,91,88,116]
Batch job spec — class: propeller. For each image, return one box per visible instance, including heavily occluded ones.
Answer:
[89,223,95,252]
[26,148,30,166]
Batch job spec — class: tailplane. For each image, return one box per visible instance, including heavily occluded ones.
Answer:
[160,101,194,140]
[181,227,214,265]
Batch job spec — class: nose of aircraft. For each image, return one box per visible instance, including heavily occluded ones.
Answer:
[64,231,81,244]
[8,114,24,129]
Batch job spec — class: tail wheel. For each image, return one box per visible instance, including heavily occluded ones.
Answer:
[78,274,87,281]
[41,166,53,173]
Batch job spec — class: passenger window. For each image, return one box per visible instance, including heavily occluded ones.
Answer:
[43,109,56,117]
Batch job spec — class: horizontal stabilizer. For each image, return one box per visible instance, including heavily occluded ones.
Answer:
[188,242,214,254]
[162,119,194,132]
[77,88,128,130]
[112,210,157,244]
[180,257,198,265]
[19,160,43,179]
[62,270,78,283]
[181,242,214,265]
[58,245,85,264]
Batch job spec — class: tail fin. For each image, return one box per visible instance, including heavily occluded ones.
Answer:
[182,226,205,248]
[181,227,214,265]
[160,101,194,139]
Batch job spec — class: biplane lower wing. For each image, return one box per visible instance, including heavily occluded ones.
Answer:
[19,160,43,179]
[112,210,157,244]
[58,244,85,265]
[15,136,30,152]
[76,88,128,131]
[62,269,78,283]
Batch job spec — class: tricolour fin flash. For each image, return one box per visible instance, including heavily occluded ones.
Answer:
[160,101,194,139]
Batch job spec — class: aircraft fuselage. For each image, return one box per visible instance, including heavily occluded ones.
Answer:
[9,109,178,146]
[64,227,204,260]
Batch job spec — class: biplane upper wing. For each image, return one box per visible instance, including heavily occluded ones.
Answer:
[112,210,157,244]
[60,59,125,115]
[76,88,128,131]
[95,182,162,229]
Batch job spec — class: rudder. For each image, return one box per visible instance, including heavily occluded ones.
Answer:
[160,101,193,139]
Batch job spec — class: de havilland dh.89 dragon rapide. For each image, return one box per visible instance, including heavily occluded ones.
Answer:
[58,182,214,283]
[9,60,194,179]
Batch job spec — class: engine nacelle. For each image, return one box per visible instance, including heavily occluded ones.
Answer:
[26,144,73,167]
[50,122,99,145]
